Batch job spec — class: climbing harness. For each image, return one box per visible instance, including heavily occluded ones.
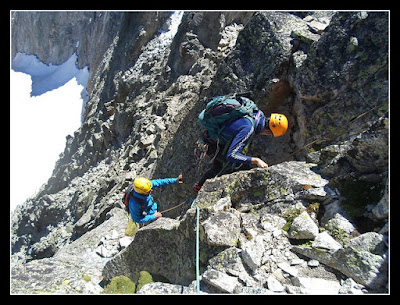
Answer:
[194,139,210,168]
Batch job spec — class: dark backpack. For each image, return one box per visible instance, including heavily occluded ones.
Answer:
[122,183,146,215]
[198,95,259,143]
[122,183,135,209]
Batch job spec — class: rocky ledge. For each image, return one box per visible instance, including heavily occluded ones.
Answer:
[11,161,388,294]
[101,161,388,294]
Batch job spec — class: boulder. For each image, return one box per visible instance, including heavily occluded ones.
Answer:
[338,278,365,294]
[103,217,191,285]
[241,235,265,272]
[292,12,388,151]
[201,211,241,247]
[346,232,387,256]
[266,275,284,292]
[207,247,245,277]
[321,201,356,234]
[195,161,335,212]
[291,277,341,294]
[260,214,287,232]
[277,262,299,277]
[292,232,388,291]
[312,232,342,251]
[210,11,317,101]
[202,269,242,293]
[137,282,195,294]
[288,211,319,240]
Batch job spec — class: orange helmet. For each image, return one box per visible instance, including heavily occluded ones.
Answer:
[269,113,288,137]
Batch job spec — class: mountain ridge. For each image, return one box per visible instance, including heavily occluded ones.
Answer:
[11,11,388,294]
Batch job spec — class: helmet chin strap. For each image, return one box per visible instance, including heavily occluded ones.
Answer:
[264,118,274,136]
[254,110,262,125]
[266,117,272,129]
[254,110,267,134]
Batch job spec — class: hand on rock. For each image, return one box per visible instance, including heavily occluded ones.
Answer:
[251,157,269,168]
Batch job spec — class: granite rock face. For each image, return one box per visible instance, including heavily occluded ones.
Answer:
[11,11,388,294]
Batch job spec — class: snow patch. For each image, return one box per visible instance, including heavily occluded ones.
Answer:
[10,53,89,211]
[12,52,89,97]
[123,11,184,82]
[159,10,184,39]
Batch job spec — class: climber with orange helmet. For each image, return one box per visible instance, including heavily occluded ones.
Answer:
[194,101,288,194]
[123,175,183,223]
[268,113,289,137]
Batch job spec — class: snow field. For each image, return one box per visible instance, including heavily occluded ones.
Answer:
[11,53,88,211]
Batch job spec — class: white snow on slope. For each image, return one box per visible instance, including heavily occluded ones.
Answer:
[123,11,184,82]
[12,52,89,99]
[10,53,89,212]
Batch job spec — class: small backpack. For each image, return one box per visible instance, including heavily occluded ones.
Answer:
[198,95,259,143]
[122,183,135,209]
[122,183,147,215]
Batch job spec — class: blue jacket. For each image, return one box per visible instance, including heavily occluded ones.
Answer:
[222,117,255,164]
[129,177,178,223]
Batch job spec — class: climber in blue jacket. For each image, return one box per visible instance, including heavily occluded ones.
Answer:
[193,112,288,193]
[129,175,183,223]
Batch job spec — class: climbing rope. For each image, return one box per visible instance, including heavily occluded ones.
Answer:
[188,199,201,294]
[159,200,186,214]
[196,204,200,294]
[159,198,200,293]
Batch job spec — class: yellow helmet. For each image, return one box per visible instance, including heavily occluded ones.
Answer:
[269,113,288,137]
[133,177,152,195]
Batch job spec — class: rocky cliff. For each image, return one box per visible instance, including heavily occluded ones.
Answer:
[11,11,388,294]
